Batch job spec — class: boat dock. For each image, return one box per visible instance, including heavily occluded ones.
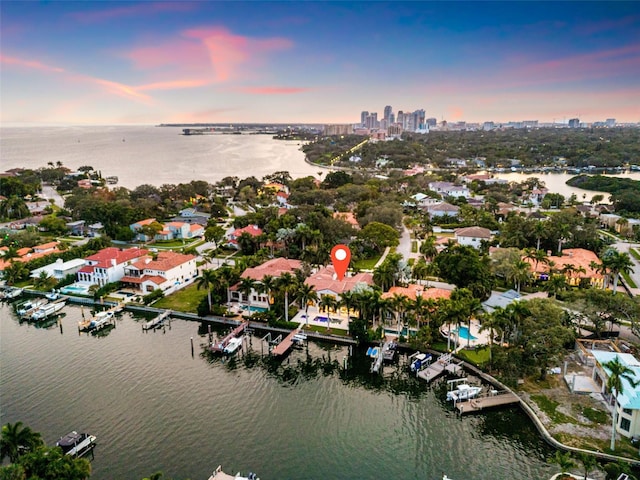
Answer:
[79,303,123,331]
[367,344,384,373]
[416,353,462,382]
[210,322,247,353]
[271,327,304,356]
[455,390,520,414]
[143,310,172,330]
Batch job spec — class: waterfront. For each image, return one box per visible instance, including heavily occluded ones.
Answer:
[0,126,319,189]
[0,302,556,479]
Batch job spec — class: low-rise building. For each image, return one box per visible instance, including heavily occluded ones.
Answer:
[120,251,197,295]
[226,224,263,249]
[524,248,604,287]
[454,226,492,249]
[30,258,86,280]
[428,181,470,198]
[77,247,148,287]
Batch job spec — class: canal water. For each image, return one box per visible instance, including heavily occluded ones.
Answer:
[1,302,556,480]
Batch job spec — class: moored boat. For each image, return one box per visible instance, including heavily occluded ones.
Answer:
[446,384,483,402]
[223,335,243,354]
[56,431,97,457]
[89,310,114,330]
[45,290,60,300]
[2,287,23,300]
[31,300,66,321]
[410,352,432,372]
[209,465,259,480]
[17,298,48,317]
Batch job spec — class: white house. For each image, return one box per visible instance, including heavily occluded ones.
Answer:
[120,251,198,295]
[428,181,470,198]
[591,351,640,440]
[454,226,492,249]
[30,258,86,280]
[77,247,148,287]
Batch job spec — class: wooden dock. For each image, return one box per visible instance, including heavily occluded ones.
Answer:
[210,322,247,353]
[455,390,520,414]
[143,310,172,330]
[78,303,123,331]
[271,327,303,356]
[416,353,452,382]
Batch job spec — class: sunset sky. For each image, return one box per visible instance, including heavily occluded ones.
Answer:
[1,1,638,125]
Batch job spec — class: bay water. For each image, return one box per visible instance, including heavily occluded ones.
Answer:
[0,302,555,480]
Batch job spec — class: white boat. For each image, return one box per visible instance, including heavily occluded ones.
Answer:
[3,287,23,300]
[223,336,243,354]
[446,384,483,402]
[292,332,307,345]
[17,298,47,317]
[56,431,96,457]
[45,291,60,300]
[410,352,432,372]
[89,310,114,329]
[31,301,65,320]
[209,465,259,480]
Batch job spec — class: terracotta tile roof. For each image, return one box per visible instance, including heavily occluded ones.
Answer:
[382,284,452,301]
[524,248,603,280]
[34,241,59,251]
[333,212,360,228]
[85,247,148,267]
[240,257,302,281]
[305,265,374,294]
[231,224,263,238]
[189,224,203,232]
[130,251,195,272]
[134,218,156,226]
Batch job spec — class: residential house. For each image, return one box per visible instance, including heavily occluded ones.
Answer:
[0,241,62,277]
[226,224,263,249]
[524,248,604,288]
[130,218,158,241]
[527,188,549,206]
[88,222,104,237]
[482,289,521,313]
[591,351,640,440]
[66,220,86,236]
[382,284,452,302]
[409,193,440,209]
[176,208,211,225]
[76,247,148,287]
[425,202,460,219]
[120,251,197,295]
[454,226,492,249]
[31,258,86,280]
[333,212,360,230]
[304,266,374,313]
[428,181,470,199]
[229,257,303,309]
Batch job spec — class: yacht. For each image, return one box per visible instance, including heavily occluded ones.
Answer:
[2,287,23,300]
[89,310,114,329]
[446,384,483,402]
[45,291,60,300]
[223,336,243,354]
[31,301,65,321]
[56,431,97,457]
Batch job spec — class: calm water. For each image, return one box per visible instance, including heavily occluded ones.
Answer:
[0,302,556,480]
[0,126,319,189]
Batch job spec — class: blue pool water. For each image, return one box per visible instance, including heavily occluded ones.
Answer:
[454,326,478,341]
[60,284,91,295]
[241,305,268,313]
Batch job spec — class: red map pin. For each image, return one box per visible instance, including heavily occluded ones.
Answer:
[330,244,351,281]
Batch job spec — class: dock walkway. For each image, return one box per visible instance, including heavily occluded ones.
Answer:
[210,322,247,353]
[417,353,452,382]
[143,310,172,330]
[456,390,519,414]
[271,327,303,356]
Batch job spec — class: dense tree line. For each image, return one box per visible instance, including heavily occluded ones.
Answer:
[567,175,640,215]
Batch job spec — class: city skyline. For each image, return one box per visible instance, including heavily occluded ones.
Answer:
[1,1,639,126]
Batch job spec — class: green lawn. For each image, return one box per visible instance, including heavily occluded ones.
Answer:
[457,346,491,366]
[629,247,640,262]
[153,283,206,312]
[353,255,382,270]
[622,271,637,289]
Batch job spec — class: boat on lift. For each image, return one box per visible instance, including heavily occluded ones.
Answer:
[223,335,243,354]
[56,431,97,457]
[446,383,483,402]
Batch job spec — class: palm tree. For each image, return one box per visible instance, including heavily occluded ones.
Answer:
[258,274,276,307]
[1,421,44,463]
[601,249,634,295]
[508,259,531,293]
[196,269,217,313]
[339,290,355,322]
[277,272,297,322]
[419,236,438,261]
[604,356,638,451]
[319,294,337,315]
[390,293,409,337]
[524,248,549,274]
[532,221,546,251]
[576,452,598,480]
[238,277,256,312]
[296,282,318,326]
[3,262,28,286]
[548,450,576,476]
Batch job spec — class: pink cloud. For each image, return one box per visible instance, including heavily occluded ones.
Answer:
[123,26,293,86]
[137,79,211,91]
[69,2,197,23]
[233,86,310,95]
[0,55,65,73]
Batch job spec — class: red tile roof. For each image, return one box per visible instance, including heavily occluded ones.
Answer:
[240,257,302,281]
[231,224,263,238]
[129,251,195,272]
[305,265,373,294]
[85,247,148,267]
[382,284,452,301]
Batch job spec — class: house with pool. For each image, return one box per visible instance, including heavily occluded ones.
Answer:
[120,251,197,295]
[73,247,149,290]
[381,284,452,337]
[229,258,302,313]
[591,350,640,440]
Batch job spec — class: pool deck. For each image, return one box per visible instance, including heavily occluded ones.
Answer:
[441,319,490,348]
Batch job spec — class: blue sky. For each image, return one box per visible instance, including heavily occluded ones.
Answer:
[1,1,638,125]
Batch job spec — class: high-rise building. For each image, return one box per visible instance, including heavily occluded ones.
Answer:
[568,118,580,128]
[383,105,393,123]
[606,118,616,127]
[426,118,437,127]
[365,113,378,129]
[360,111,369,127]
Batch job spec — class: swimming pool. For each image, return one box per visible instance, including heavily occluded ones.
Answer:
[241,305,268,313]
[453,326,478,341]
[60,284,91,295]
